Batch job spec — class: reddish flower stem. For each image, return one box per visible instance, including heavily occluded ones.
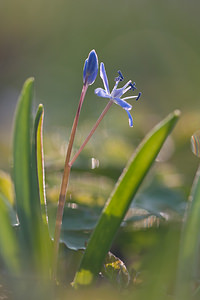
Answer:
[52,83,88,279]
[52,83,113,279]
[70,101,113,166]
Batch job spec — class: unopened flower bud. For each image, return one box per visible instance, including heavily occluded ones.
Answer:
[83,49,98,85]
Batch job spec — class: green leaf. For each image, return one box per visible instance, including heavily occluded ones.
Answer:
[0,170,15,205]
[32,104,48,225]
[175,164,200,299]
[101,252,130,288]
[31,104,52,274]
[47,183,185,250]
[0,170,18,224]
[0,193,20,274]
[13,78,52,274]
[131,181,186,218]
[13,78,34,247]
[73,110,180,288]
[30,105,43,226]
[48,204,100,250]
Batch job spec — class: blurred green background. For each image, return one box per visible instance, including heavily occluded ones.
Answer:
[0,0,200,189]
[1,1,200,296]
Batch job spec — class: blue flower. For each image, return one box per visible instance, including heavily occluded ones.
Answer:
[83,50,98,86]
[95,62,141,127]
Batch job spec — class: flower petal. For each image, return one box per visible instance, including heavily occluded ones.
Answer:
[100,62,110,94]
[95,88,111,98]
[113,97,132,110]
[83,59,88,84]
[126,110,133,127]
[111,87,124,98]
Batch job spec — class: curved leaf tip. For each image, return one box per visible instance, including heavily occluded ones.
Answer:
[25,77,35,84]
[173,109,181,117]
[21,77,35,91]
[37,104,44,115]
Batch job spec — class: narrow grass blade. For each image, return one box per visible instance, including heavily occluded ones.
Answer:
[30,105,43,228]
[33,104,48,226]
[13,78,34,247]
[175,164,200,299]
[73,110,180,288]
[13,78,52,274]
[0,193,20,274]
[32,104,52,274]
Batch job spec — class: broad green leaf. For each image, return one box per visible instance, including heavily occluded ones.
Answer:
[48,203,159,250]
[60,230,91,251]
[47,183,185,250]
[73,110,180,288]
[131,180,186,217]
[48,204,100,250]
[0,193,20,274]
[13,78,34,247]
[175,164,200,299]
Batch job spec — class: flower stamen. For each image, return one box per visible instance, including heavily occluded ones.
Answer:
[115,70,124,82]
[136,92,142,101]
[129,82,137,91]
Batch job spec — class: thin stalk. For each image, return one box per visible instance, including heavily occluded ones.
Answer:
[70,101,113,166]
[52,83,88,279]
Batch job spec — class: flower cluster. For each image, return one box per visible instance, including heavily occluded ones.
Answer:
[82,50,141,127]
